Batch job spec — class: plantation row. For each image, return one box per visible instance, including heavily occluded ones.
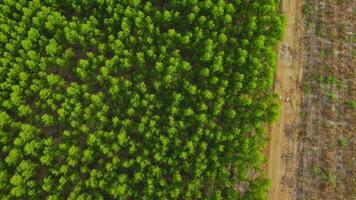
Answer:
[0,0,284,199]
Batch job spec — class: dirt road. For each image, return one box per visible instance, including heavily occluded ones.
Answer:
[267,0,303,199]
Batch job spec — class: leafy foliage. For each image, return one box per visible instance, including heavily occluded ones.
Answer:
[0,0,284,199]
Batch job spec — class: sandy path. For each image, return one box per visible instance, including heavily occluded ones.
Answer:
[267,0,303,199]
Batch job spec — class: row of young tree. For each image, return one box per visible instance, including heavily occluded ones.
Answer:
[0,0,284,199]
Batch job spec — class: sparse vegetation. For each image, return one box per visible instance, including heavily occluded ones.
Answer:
[298,0,355,199]
[337,137,349,149]
[325,170,337,185]
[311,164,322,176]
[302,3,314,17]
[346,100,356,109]
[326,92,337,101]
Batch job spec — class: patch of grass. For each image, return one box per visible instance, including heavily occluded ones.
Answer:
[325,170,337,185]
[327,142,337,149]
[303,82,311,93]
[323,75,345,89]
[302,3,315,27]
[309,73,323,82]
[337,137,349,149]
[326,92,337,101]
[352,49,356,57]
[311,164,322,176]
[302,3,314,17]
[323,75,338,85]
[337,0,345,5]
[353,33,356,43]
[311,165,337,185]
[299,111,306,118]
[320,49,332,58]
[316,27,323,37]
[325,65,334,74]
[346,100,356,109]
[310,73,343,87]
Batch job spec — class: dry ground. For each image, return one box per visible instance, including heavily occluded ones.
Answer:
[267,0,304,199]
[296,0,355,199]
[268,0,355,199]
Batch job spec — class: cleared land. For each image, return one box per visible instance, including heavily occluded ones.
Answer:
[297,0,355,199]
[268,0,355,199]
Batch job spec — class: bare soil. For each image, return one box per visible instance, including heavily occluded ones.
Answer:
[267,0,304,199]
[296,0,355,199]
[268,0,356,199]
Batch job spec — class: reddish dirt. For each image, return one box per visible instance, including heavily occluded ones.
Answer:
[268,0,356,199]
[267,0,304,199]
[296,0,355,199]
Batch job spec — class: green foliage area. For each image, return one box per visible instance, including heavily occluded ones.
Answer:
[302,3,314,17]
[346,100,356,110]
[0,0,284,199]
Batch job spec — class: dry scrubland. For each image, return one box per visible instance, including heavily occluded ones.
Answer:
[268,0,355,199]
[297,0,355,199]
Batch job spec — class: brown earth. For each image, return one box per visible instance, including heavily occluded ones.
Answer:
[268,0,356,199]
[296,0,355,199]
[267,0,304,199]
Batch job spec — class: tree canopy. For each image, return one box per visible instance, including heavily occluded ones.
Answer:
[0,0,284,199]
